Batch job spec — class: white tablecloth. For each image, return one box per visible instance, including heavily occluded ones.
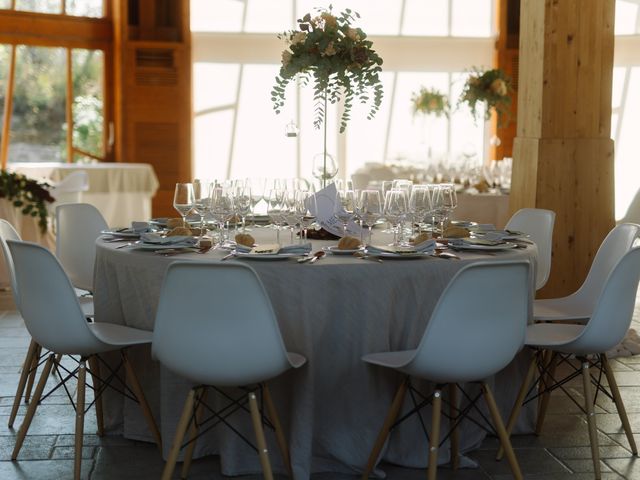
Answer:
[93,230,537,479]
[8,162,159,227]
[0,199,55,288]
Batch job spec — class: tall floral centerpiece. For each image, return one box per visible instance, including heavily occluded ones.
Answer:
[271,6,384,187]
[459,67,512,126]
[411,87,449,161]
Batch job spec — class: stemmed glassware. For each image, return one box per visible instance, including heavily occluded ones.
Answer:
[173,183,195,228]
[312,153,338,189]
[211,186,234,244]
[267,188,285,244]
[408,185,432,238]
[334,189,357,237]
[383,189,408,246]
[294,190,317,243]
[358,189,382,245]
[440,183,457,230]
[192,180,212,239]
[233,184,252,232]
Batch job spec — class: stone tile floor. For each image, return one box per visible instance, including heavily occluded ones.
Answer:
[1,291,640,479]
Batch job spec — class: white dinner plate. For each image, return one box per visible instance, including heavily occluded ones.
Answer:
[233,251,303,260]
[474,229,529,240]
[365,250,433,259]
[130,242,198,251]
[101,228,140,238]
[323,246,363,255]
[450,242,519,251]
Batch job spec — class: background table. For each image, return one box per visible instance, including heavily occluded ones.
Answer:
[94,230,537,479]
[452,192,510,228]
[8,162,159,227]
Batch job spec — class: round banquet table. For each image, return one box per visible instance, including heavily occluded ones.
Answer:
[93,229,538,479]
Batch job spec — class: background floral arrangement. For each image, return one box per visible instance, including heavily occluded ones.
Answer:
[0,170,54,233]
[271,6,384,133]
[411,87,449,118]
[459,68,512,125]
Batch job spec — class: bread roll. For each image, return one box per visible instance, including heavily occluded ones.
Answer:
[443,226,470,238]
[411,232,431,245]
[166,227,192,237]
[235,233,256,247]
[166,218,185,229]
[337,236,361,250]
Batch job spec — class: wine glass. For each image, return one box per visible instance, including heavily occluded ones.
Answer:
[383,189,408,246]
[173,183,195,228]
[358,189,382,245]
[234,184,252,232]
[211,186,234,244]
[267,188,285,244]
[408,185,432,238]
[334,189,357,237]
[282,190,300,243]
[192,180,212,239]
[295,190,317,242]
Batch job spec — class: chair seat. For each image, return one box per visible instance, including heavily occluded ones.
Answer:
[526,323,585,348]
[89,322,153,348]
[533,297,590,322]
[362,349,416,369]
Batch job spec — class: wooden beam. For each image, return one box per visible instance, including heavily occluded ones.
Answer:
[66,48,73,163]
[511,0,616,297]
[0,45,16,169]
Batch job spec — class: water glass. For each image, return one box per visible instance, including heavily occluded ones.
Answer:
[173,183,195,227]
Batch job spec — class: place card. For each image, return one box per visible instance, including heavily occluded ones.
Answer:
[308,183,362,238]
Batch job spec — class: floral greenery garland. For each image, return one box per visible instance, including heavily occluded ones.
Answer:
[411,87,449,118]
[271,6,384,133]
[459,68,512,125]
[0,170,54,233]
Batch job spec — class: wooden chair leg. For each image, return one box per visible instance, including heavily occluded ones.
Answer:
[262,383,293,477]
[181,387,208,479]
[497,352,538,460]
[482,382,522,480]
[9,339,39,428]
[88,356,104,437]
[602,355,638,454]
[449,383,459,470]
[536,352,558,435]
[12,354,54,459]
[249,391,274,480]
[361,377,409,479]
[122,350,162,451]
[581,360,601,479]
[427,388,442,480]
[24,344,42,403]
[162,389,196,480]
[74,360,87,480]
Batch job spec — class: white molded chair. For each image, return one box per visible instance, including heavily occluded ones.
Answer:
[361,260,530,480]
[153,262,306,480]
[505,208,556,290]
[56,203,108,292]
[500,247,640,479]
[534,223,640,322]
[0,219,93,428]
[7,240,161,480]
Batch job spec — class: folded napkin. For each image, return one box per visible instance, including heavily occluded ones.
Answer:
[235,242,312,255]
[131,221,152,233]
[367,239,436,255]
[140,233,197,246]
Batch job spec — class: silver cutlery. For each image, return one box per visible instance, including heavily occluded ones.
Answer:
[115,241,139,249]
[309,251,325,263]
[221,252,236,261]
[298,251,324,263]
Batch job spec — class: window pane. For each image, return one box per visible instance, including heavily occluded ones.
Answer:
[0,0,11,9]
[403,0,449,37]
[0,45,11,147]
[615,0,639,35]
[8,46,66,163]
[191,0,244,32]
[66,0,104,18]
[15,0,61,14]
[245,0,293,33]
[72,49,104,161]
[451,0,492,37]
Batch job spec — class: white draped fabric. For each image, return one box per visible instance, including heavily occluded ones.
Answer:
[94,229,537,479]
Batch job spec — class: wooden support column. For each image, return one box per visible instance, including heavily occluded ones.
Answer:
[511,0,615,297]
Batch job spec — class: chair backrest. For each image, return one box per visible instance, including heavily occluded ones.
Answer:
[56,203,108,291]
[0,220,22,308]
[563,247,640,355]
[572,223,640,306]
[506,208,556,290]
[7,240,106,355]
[153,262,293,387]
[406,260,530,383]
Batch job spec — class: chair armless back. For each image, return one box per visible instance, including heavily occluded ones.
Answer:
[0,219,22,308]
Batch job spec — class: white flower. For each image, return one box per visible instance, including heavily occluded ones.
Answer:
[346,27,360,41]
[291,32,306,46]
[281,50,292,68]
